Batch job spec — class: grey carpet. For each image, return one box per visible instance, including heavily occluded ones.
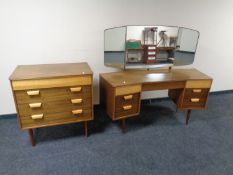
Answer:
[1,92,233,175]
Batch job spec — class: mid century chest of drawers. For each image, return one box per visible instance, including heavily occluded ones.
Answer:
[9,62,93,146]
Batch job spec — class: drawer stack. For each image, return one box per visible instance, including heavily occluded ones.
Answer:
[14,84,92,129]
[168,80,212,110]
[181,80,212,109]
[144,45,157,64]
[112,84,141,120]
[99,81,141,120]
[182,88,209,109]
[115,93,140,119]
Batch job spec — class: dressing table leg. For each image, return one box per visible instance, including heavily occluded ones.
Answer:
[84,121,88,137]
[28,129,36,146]
[121,119,127,133]
[186,109,192,125]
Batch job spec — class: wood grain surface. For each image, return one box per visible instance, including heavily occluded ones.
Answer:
[9,62,92,80]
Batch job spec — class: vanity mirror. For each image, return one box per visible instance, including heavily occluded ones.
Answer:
[104,25,199,69]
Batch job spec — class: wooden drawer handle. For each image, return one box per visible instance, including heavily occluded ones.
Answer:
[31,114,43,120]
[29,103,42,108]
[71,98,83,104]
[72,109,83,115]
[70,87,82,92]
[123,105,132,110]
[27,90,40,96]
[190,98,200,103]
[193,89,202,93]
[124,95,133,100]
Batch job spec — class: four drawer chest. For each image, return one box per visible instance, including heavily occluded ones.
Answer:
[9,62,93,146]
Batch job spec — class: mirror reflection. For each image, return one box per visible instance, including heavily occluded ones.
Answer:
[174,27,199,65]
[104,25,199,69]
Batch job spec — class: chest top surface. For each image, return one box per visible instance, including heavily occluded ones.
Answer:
[9,62,92,80]
[100,68,212,87]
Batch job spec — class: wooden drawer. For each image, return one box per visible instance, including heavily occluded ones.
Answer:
[115,93,140,106]
[114,93,140,119]
[17,97,92,115]
[182,97,207,108]
[14,85,91,104]
[115,85,141,96]
[185,80,212,88]
[183,88,209,98]
[19,107,92,129]
[11,75,92,90]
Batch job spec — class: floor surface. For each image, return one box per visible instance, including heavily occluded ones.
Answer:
[0,92,233,175]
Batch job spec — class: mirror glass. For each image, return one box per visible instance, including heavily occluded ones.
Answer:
[174,27,199,65]
[104,27,126,68]
[104,25,199,69]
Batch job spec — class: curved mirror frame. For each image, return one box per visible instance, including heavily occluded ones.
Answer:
[104,25,199,69]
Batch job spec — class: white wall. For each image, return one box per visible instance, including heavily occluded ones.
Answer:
[0,0,233,115]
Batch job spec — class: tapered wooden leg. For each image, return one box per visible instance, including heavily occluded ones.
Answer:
[121,119,127,133]
[186,109,192,125]
[28,129,36,146]
[84,121,88,137]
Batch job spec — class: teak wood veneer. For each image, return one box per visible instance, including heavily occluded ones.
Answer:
[9,62,93,146]
[100,68,212,131]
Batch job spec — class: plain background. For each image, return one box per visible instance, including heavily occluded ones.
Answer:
[0,0,233,115]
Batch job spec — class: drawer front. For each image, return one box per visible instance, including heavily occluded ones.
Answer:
[115,93,140,119]
[185,80,212,88]
[115,85,141,96]
[19,107,92,129]
[14,85,91,104]
[182,88,209,108]
[183,88,209,98]
[17,97,92,116]
[11,75,92,90]
[182,97,207,108]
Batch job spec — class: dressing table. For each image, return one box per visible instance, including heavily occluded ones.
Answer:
[100,68,212,131]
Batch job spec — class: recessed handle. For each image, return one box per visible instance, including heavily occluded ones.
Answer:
[124,95,133,100]
[71,98,83,104]
[72,109,83,115]
[70,87,82,92]
[29,103,42,108]
[27,90,40,96]
[148,46,156,50]
[190,98,200,103]
[148,51,156,55]
[123,105,132,110]
[31,114,43,120]
[192,89,202,93]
